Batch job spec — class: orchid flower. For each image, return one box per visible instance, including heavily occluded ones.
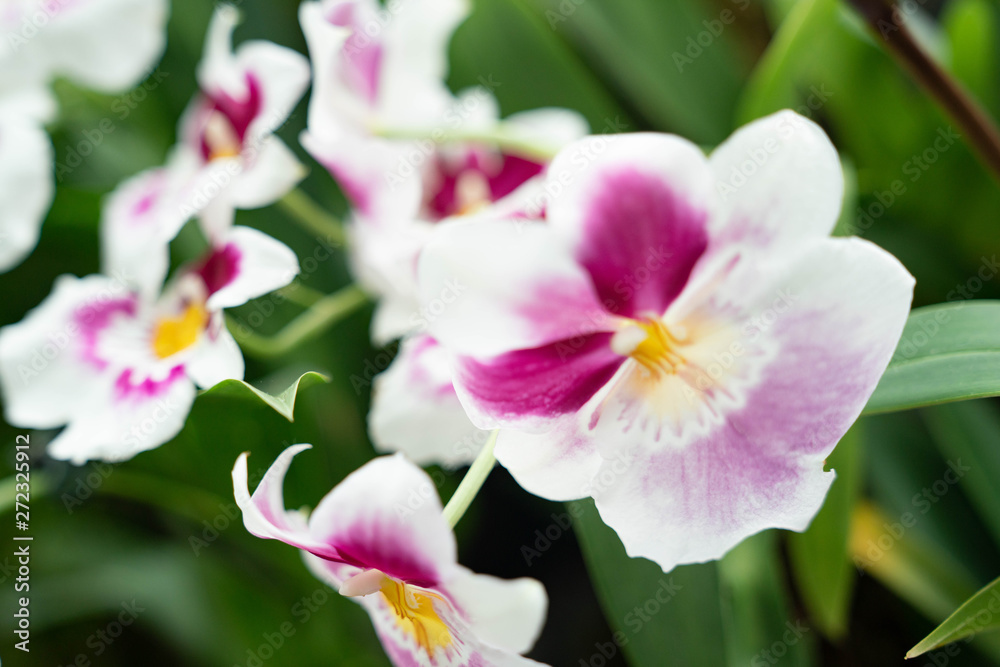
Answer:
[176,5,311,240]
[0,113,53,272]
[417,110,915,572]
[233,445,549,667]
[298,0,587,467]
[0,0,169,272]
[0,0,169,118]
[101,4,310,266]
[0,226,299,464]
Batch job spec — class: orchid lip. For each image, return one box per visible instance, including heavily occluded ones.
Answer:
[340,568,454,659]
[611,316,688,376]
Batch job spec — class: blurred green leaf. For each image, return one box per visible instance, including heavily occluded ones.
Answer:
[865,301,1000,414]
[908,575,1000,658]
[574,499,812,666]
[573,499,727,666]
[523,0,744,141]
[719,532,814,666]
[737,0,837,123]
[201,372,330,422]
[923,401,1000,546]
[787,425,862,640]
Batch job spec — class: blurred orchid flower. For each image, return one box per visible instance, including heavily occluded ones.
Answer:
[179,4,311,239]
[0,114,53,272]
[417,110,915,572]
[0,0,169,272]
[0,228,298,463]
[234,445,549,667]
[99,4,311,270]
[297,0,587,467]
[0,0,169,120]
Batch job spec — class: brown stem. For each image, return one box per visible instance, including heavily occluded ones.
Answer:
[845,0,1000,185]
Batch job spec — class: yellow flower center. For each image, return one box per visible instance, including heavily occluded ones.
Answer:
[611,317,687,376]
[204,111,242,161]
[378,578,453,658]
[152,304,208,359]
[454,170,492,216]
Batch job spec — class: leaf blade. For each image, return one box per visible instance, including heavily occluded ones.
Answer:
[200,372,330,422]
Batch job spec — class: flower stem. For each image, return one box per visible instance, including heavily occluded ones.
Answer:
[278,189,346,246]
[845,0,1000,185]
[376,126,559,162]
[228,284,369,358]
[443,430,499,529]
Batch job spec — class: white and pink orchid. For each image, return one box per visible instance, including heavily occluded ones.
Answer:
[234,445,549,667]
[297,0,587,467]
[0,226,299,463]
[417,110,915,572]
[101,4,311,272]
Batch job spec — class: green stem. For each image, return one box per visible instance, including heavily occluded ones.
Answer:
[443,430,499,529]
[377,126,559,162]
[229,284,369,358]
[275,282,327,308]
[278,189,346,246]
[844,0,1000,185]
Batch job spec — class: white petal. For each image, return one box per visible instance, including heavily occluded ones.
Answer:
[0,274,133,428]
[369,335,488,467]
[418,219,615,357]
[197,5,244,96]
[229,136,306,209]
[0,115,53,272]
[40,0,169,92]
[184,315,244,388]
[500,107,590,157]
[591,237,913,571]
[376,0,469,130]
[204,226,300,311]
[444,567,547,655]
[236,41,310,140]
[100,164,195,297]
[708,109,843,249]
[308,454,459,584]
[47,367,196,464]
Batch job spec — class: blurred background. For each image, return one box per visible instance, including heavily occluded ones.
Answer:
[3,0,1000,664]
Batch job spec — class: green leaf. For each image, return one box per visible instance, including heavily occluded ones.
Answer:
[574,499,815,666]
[908,575,1000,658]
[736,0,838,124]
[864,301,1000,414]
[572,499,727,667]
[719,532,814,666]
[201,372,330,422]
[787,425,862,640]
[922,401,1000,546]
[523,0,743,142]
